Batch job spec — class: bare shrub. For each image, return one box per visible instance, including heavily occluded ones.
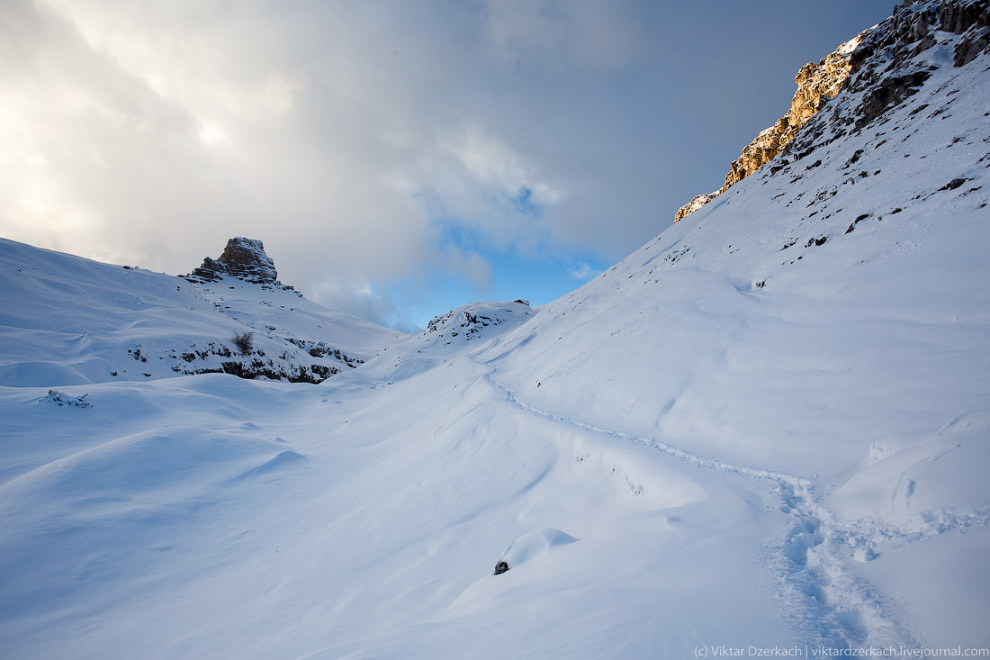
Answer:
[232,331,254,355]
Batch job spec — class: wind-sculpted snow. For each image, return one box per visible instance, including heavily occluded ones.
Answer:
[0,238,404,386]
[484,343,990,647]
[483,360,909,647]
[475,13,990,650]
[495,528,578,573]
[2,2,990,657]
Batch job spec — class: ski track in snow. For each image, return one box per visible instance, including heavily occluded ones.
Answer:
[479,355,989,649]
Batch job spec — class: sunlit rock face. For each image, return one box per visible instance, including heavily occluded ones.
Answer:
[675,37,859,223]
[721,42,859,189]
[675,0,990,222]
[673,191,720,222]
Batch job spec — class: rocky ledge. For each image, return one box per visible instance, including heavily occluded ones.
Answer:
[674,0,990,222]
[674,35,861,222]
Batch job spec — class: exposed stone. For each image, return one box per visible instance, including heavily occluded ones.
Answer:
[674,0,990,223]
[855,70,932,129]
[674,191,719,222]
[937,0,990,35]
[719,38,859,191]
[189,237,279,284]
[674,34,861,222]
[954,25,990,66]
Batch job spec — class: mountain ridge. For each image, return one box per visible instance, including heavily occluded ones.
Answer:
[0,236,404,386]
[675,0,989,222]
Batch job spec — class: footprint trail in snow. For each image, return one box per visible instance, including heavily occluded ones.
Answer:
[481,358,989,649]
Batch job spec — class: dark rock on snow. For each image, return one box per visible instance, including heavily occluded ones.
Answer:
[189,237,279,285]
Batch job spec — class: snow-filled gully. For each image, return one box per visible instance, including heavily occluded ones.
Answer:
[480,358,987,649]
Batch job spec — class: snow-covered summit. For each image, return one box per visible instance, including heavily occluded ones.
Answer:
[357,299,535,381]
[424,300,534,345]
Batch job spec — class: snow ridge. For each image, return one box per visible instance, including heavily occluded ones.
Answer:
[0,238,405,385]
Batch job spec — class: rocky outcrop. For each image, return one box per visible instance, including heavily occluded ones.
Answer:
[424,300,534,344]
[675,35,860,222]
[723,41,859,192]
[133,336,365,384]
[674,191,720,223]
[188,237,279,284]
[836,0,988,130]
[674,0,990,223]
[847,0,989,72]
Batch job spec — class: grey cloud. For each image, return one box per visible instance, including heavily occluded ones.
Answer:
[0,0,894,323]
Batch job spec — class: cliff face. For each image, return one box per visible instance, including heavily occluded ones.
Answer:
[674,0,990,222]
[721,39,860,191]
[674,37,860,223]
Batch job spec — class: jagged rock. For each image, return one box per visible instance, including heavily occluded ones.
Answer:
[954,25,990,66]
[675,34,861,222]
[674,0,990,223]
[493,560,509,575]
[937,0,989,35]
[675,191,720,222]
[189,237,279,284]
[855,70,932,129]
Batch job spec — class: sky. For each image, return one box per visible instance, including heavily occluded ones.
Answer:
[0,0,894,331]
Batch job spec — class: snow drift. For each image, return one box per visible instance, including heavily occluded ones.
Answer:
[1,1,989,657]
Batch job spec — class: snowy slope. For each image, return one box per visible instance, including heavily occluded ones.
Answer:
[0,238,405,386]
[364,299,536,381]
[485,10,990,648]
[496,23,990,482]
[2,2,989,658]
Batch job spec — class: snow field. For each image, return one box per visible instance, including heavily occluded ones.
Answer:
[2,9,990,657]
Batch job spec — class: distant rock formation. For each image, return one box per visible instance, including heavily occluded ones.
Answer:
[675,0,990,223]
[424,300,534,344]
[188,237,280,284]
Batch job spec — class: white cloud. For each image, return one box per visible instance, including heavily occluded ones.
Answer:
[306,275,401,329]
[568,261,598,280]
[0,0,895,324]
[446,125,561,206]
[441,246,493,292]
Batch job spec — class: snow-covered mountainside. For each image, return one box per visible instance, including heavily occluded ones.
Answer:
[1,1,989,658]
[676,0,990,222]
[0,237,405,385]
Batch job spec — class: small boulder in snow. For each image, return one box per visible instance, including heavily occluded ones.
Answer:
[494,528,577,575]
